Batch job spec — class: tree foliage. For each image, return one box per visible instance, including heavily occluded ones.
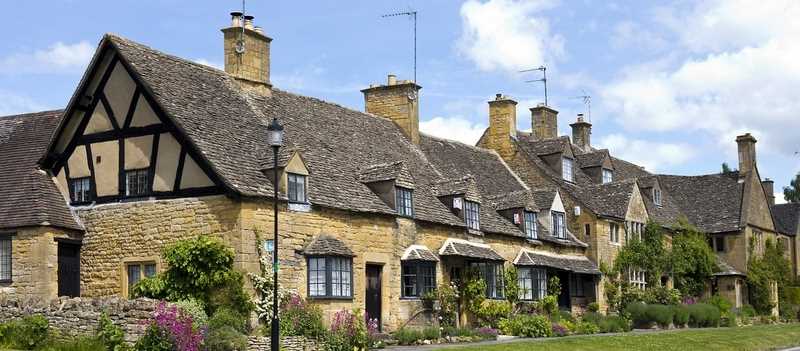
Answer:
[670,220,717,297]
[614,221,669,287]
[785,172,800,203]
[721,162,735,174]
[747,237,792,315]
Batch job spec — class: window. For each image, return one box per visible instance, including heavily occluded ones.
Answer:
[396,187,414,217]
[287,173,307,203]
[552,211,566,239]
[307,256,352,298]
[584,224,591,237]
[626,221,644,241]
[562,157,574,182]
[524,211,538,239]
[69,177,92,203]
[518,267,546,301]
[125,169,149,197]
[470,262,504,299]
[653,188,662,206]
[628,269,646,290]
[127,262,156,297]
[401,261,436,298]
[464,201,480,230]
[570,274,586,297]
[602,169,613,184]
[0,237,11,282]
[714,236,725,253]
[610,223,620,243]
[753,230,764,255]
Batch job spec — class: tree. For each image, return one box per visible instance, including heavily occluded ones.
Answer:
[670,220,717,298]
[785,172,800,203]
[614,221,668,287]
[721,162,733,173]
[747,238,792,315]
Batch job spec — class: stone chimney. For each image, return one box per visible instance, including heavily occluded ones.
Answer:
[736,133,757,176]
[531,104,559,140]
[570,114,592,151]
[486,94,518,160]
[762,178,775,206]
[222,12,272,96]
[361,75,421,144]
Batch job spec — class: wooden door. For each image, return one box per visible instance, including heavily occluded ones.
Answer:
[365,264,382,331]
[57,243,81,297]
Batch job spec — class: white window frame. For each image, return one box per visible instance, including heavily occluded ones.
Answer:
[287,173,308,203]
[517,267,547,301]
[552,211,566,239]
[653,188,662,206]
[602,169,613,184]
[524,211,538,239]
[395,187,414,217]
[610,222,620,243]
[628,269,647,290]
[464,200,481,230]
[562,157,574,182]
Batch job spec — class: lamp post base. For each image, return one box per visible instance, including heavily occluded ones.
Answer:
[271,318,280,351]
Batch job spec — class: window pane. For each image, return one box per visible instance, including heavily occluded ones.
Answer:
[465,201,480,230]
[396,187,414,217]
[524,212,537,239]
[562,158,573,181]
[0,238,11,281]
[288,174,307,203]
[308,258,326,296]
[125,169,150,197]
[127,264,141,297]
[602,169,613,184]
[144,264,156,278]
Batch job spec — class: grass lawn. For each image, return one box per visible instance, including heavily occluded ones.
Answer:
[447,324,800,351]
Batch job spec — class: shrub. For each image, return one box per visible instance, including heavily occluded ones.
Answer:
[647,304,674,328]
[422,327,440,341]
[149,302,204,351]
[0,315,51,350]
[204,326,248,351]
[498,315,551,337]
[738,304,757,319]
[47,336,106,351]
[173,299,209,329]
[393,328,423,345]
[687,303,721,328]
[671,222,717,297]
[279,293,325,338]
[473,327,499,339]
[574,321,600,335]
[434,283,459,328]
[539,295,559,316]
[644,287,681,305]
[624,302,650,327]
[548,276,562,297]
[97,312,127,351]
[134,324,174,351]
[597,315,631,333]
[551,323,569,337]
[476,300,512,328]
[209,308,248,335]
[704,295,733,316]
[327,309,368,351]
[672,305,690,327]
[552,310,575,323]
[587,302,600,313]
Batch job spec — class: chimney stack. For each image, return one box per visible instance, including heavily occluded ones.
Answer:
[222,11,272,96]
[762,178,775,206]
[736,133,757,177]
[361,74,421,144]
[570,114,592,151]
[485,93,518,160]
[531,104,559,140]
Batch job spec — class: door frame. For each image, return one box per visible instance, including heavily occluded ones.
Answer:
[365,263,383,331]
[56,239,82,297]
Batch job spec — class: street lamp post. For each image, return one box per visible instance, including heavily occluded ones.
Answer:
[267,118,284,351]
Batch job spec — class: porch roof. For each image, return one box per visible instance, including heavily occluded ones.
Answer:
[438,238,505,261]
[401,245,439,262]
[513,249,600,275]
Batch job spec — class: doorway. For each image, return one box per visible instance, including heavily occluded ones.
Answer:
[57,242,81,297]
[365,264,382,331]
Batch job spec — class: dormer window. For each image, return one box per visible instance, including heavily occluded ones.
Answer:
[464,200,480,230]
[653,188,662,206]
[287,173,307,203]
[69,177,92,203]
[552,211,566,239]
[125,169,150,197]
[396,186,414,217]
[562,157,574,182]
[602,169,613,184]
[524,211,538,239]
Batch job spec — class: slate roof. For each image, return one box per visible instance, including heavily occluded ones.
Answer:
[439,239,505,261]
[401,245,439,261]
[100,34,467,228]
[575,150,609,169]
[658,173,743,233]
[302,234,354,257]
[610,157,651,181]
[358,161,415,188]
[514,249,600,274]
[532,190,556,211]
[714,256,744,276]
[0,111,81,231]
[486,190,538,212]
[638,176,684,227]
[772,203,800,236]
[573,179,637,219]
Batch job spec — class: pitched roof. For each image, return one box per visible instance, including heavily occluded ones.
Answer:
[658,173,743,233]
[772,203,800,236]
[438,239,505,261]
[575,150,609,169]
[0,111,80,231]
[102,34,465,228]
[401,245,439,261]
[714,256,744,276]
[358,161,415,188]
[638,176,684,227]
[610,156,651,181]
[486,190,538,212]
[302,234,354,257]
[514,249,600,274]
[573,180,637,219]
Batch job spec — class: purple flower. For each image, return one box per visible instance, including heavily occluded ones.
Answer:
[551,323,568,337]
[148,302,204,351]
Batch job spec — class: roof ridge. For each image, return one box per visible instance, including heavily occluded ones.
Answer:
[105,33,225,76]
[419,132,498,155]
[0,109,64,120]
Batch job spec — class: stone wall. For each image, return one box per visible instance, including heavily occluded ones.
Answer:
[0,296,157,344]
[248,336,322,351]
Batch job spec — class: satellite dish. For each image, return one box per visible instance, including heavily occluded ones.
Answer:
[235,40,246,54]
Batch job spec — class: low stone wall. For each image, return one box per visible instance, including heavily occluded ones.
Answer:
[248,336,322,351]
[0,296,157,343]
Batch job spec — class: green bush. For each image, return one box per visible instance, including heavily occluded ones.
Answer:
[647,304,674,328]
[204,326,248,351]
[422,327,441,341]
[673,305,690,327]
[643,287,681,305]
[476,300,512,328]
[134,324,174,351]
[597,315,631,333]
[574,321,599,335]
[0,315,51,350]
[738,304,757,319]
[279,293,326,338]
[704,295,733,316]
[393,328,423,345]
[209,308,249,334]
[173,299,209,329]
[552,310,575,323]
[587,302,600,313]
[96,313,128,351]
[539,295,559,315]
[687,303,721,328]
[44,336,106,351]
[624,302,650,327]
[498,315,551,337]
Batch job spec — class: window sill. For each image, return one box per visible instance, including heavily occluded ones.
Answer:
[399,297,422,301]
[526,239,543,245]
[609,242,621,247]
[308,296,354,301]
[0,279,11,284]
[467,229,483,236]
[288,202,311,212]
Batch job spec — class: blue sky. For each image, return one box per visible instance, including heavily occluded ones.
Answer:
[1,0,798,201]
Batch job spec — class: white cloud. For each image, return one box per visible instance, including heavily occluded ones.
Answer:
[610,20,668,52]
[0,91,45,116]
[457,0,564,73]
[597,134,695,172]
[602,0,800,156]
[0,41,93,74]
[420,116,487,145]
[194,58,222,70]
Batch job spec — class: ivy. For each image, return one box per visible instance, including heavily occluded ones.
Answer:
[747,237,792,315]
[613,221,669,287]
[670,220,717,298]
[503,266,520,306]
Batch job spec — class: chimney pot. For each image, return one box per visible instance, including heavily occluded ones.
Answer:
[254,26,264,34]
[223,12,272,96]
[570,113,592,150]
[762,178,775,206]
[387,74,397,85]
[244,15,255,30]
[230,12,243,27]
[736,133,757,176]
[495,93,503,100]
